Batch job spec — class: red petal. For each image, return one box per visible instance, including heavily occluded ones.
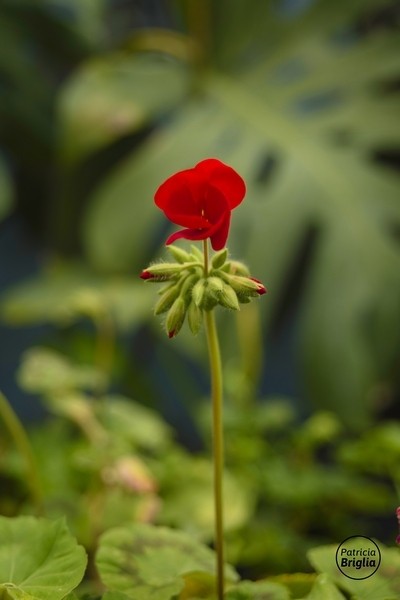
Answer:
[195,158,246,209]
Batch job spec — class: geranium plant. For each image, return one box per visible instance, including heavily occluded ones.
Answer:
[141,158,266,599]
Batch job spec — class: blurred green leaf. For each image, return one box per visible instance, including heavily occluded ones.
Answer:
[225,579,290,600]
[0,516,87,600]
[308,543,400,600]
[0,262,153,331]
[17,346,105,394]
[98,394,173,451]
[303,574,345,600]
[159,456,253,538]
[96,523,237,600]
[58,49,191,164]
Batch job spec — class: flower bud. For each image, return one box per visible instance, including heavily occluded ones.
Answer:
[192,278,207,307]
[206,276,224,296]
[227,260,250,277]
[154,283,180,315]
[187,301,203,335]
[165,296,186,338]
[220,273,263,296]
[140,262,185,281]
[167,245,192,264]
[219,282,240,311]
[211,248,228,269]
[249,277,267,295]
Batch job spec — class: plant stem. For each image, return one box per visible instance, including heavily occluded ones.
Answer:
[203,238,209,276]
[203,239,224,600]
[0,390,43,513]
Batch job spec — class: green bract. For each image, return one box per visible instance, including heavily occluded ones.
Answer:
[140,245,266,337]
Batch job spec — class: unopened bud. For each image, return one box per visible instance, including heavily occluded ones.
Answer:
[187,301,203,335]
[219,282,240,310]
[154,284,180,315]
[249,277,267,295]
[165,296,186,338]
[221,273,262,296]
[211,248,228,269]
[192,278,207,307]
[207,276,224,296]
[167,245,192,264]
[227,260,250,277]
[140,262,185,281]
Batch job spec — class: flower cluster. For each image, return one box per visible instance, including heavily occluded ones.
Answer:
[140,245,266,338]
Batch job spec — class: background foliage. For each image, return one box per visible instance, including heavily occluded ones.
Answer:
[0,0,399,594]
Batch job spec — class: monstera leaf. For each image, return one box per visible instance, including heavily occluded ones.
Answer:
[56,0,400,425]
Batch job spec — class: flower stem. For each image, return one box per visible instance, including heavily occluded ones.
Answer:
[0,390,43,514]
[203,239,209,276]
[202,240,225,597]
[204,300,225,599]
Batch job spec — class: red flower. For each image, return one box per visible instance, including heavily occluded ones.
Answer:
[154,158,246,251]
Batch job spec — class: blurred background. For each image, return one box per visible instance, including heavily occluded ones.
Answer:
[0,0,399,578]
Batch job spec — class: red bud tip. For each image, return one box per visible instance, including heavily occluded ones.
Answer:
[250,277,267,295]
[140,270,154,280]
[397,535,400,545]
[168,330,176,339]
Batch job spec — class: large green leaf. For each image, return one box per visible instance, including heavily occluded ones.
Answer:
[308,543,400,600]
[79,0,400,425]
[95,523,237,600]
[58,46,191,164]
[0,516,87,600]
[225,579,290,600]
[0,262,153,331]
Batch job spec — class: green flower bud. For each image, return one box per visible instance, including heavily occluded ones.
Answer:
[187,301,203,335]
[192,278,207,307]
[207,276,224,296]
[140,262,184,281]
[227,260,250,277]
[165,296,186,338]
[167,245,192,264]
[154,284,180,315]
[211,248,228,269]
[220,272,261,296]
[219,282,240,311]
[189,245,204,261]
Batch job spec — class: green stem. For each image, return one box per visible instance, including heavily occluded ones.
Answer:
[203,240,225,600]
[203,239,209,276]
[0,391,43,513]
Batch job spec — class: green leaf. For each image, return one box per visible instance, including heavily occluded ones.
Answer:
[308,543,400,600]
[58,49,190,164]
[17,346,105,394]
[303,574,346,599]
[98,395,173,451]
[225,579,290,600]
[0,516,87,600]
[95,523,238,600]
[0,262,153,331]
